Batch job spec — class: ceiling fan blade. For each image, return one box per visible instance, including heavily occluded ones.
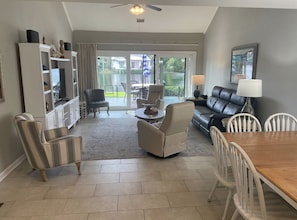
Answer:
[110,4,128,8]
[145,4,162,12]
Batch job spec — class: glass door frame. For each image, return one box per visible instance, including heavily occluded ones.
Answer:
[97,50,196,110]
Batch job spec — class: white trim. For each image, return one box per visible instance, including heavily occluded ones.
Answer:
[0,154,26,182]
[62,2,74,31]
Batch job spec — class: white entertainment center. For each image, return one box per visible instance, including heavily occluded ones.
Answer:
[18,43,80,129]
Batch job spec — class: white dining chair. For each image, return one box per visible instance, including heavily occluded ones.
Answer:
[208,126,235,220]
[227,113,262,133]
[229,142,297,220]
[264,112,297,131]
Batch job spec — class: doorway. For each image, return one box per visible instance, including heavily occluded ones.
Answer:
[97,51,196,110]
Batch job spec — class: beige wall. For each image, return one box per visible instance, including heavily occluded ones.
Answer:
[204,7,297,122]
[73,31,204,75]
[0,0,72,174]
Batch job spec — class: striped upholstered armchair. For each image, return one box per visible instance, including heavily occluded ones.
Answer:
[14,113,82,182]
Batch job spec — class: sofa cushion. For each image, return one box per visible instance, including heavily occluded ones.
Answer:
[212,86,223,97]
[212,99,229,113]
[219,88,233,101]
[229,92,246,106]
[206,96,218,109]
[223,103,243,115]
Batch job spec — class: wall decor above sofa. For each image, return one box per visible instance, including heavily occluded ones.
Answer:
[230,43,258,84]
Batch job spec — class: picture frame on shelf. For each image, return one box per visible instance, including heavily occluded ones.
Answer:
[230,43,258,84]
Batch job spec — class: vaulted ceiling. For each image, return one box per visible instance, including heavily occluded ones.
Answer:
[36,0,297,33]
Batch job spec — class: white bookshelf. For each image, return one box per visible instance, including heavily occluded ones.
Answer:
[18,43,80,129]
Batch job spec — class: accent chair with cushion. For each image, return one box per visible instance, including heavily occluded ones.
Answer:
[14,113,82,182]
[84,89,110,118]
[137,101,194,157]
[136,85,164,110]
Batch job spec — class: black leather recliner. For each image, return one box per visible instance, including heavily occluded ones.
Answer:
[191,86,246,136]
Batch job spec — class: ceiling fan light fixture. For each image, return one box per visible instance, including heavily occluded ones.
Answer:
[130,4,144,15]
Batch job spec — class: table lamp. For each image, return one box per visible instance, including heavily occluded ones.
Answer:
[237,79,262,115]
[192,75,205,99]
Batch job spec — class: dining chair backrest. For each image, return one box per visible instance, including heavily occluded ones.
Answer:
[229,142,267,219]
[264,112,297,131]
[210,126,232,181]
[227,113,262,133]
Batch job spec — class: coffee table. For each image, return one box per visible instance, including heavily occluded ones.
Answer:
[135,107,164,123]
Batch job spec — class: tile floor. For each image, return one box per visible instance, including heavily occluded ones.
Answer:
[0,111,239,220]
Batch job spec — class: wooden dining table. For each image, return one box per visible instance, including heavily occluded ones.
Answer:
[222,131,297,210]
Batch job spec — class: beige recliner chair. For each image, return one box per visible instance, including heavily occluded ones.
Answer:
[136,85,164,109]
[137,101,194,157]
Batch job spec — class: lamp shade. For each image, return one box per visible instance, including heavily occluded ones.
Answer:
[192,75,205,85]
[237,79,262,97]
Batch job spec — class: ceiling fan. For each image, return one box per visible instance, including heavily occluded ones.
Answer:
[111,4,162,15]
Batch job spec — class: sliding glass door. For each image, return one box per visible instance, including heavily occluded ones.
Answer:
[97,51,196,110]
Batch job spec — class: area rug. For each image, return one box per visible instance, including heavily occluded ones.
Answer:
[72,116,213,160]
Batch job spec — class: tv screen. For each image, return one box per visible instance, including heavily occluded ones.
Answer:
[52,68,66,103]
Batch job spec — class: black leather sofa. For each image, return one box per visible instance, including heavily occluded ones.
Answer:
[191,86,246,136]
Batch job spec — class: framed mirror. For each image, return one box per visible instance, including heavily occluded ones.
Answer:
[230,43,258,84]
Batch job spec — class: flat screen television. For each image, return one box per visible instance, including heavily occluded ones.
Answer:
[51,68,66,103]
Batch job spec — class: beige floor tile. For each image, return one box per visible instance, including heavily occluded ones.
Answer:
[83,159,121,166]
[184,179,215,191]
[120,171,161,183]
[118,194,169,210]
[197,168,217,180]
[0,217,31,220]
[160,170,202,181]
[79,165,101,174]
[189,156,214,162]
[144,207,203,220]
[167,191,220,207]
[88,210,144,220]
[28,175,82,187]
[137,162,177,171]
[5,199,67,217]
[100,164,139,173]
[76,173,119,184]
[0,186,49,201]
[30,214,88,220]
[45,185,96,199]
[63,196,118,214]
[176,161,213,170]
[196,204,239,220]
[95,182,141,196]
[142,181,188,193]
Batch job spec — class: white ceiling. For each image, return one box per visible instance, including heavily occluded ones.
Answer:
[54,0,297,33]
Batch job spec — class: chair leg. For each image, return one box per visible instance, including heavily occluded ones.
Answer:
[107,106,110,116]
[39,169,47,182]
[75,162,81,175]
[208,179,219,202]
[222,188,233,220]
[231,209,239,220]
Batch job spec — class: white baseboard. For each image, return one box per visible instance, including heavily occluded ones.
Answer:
[0,154,26,182]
